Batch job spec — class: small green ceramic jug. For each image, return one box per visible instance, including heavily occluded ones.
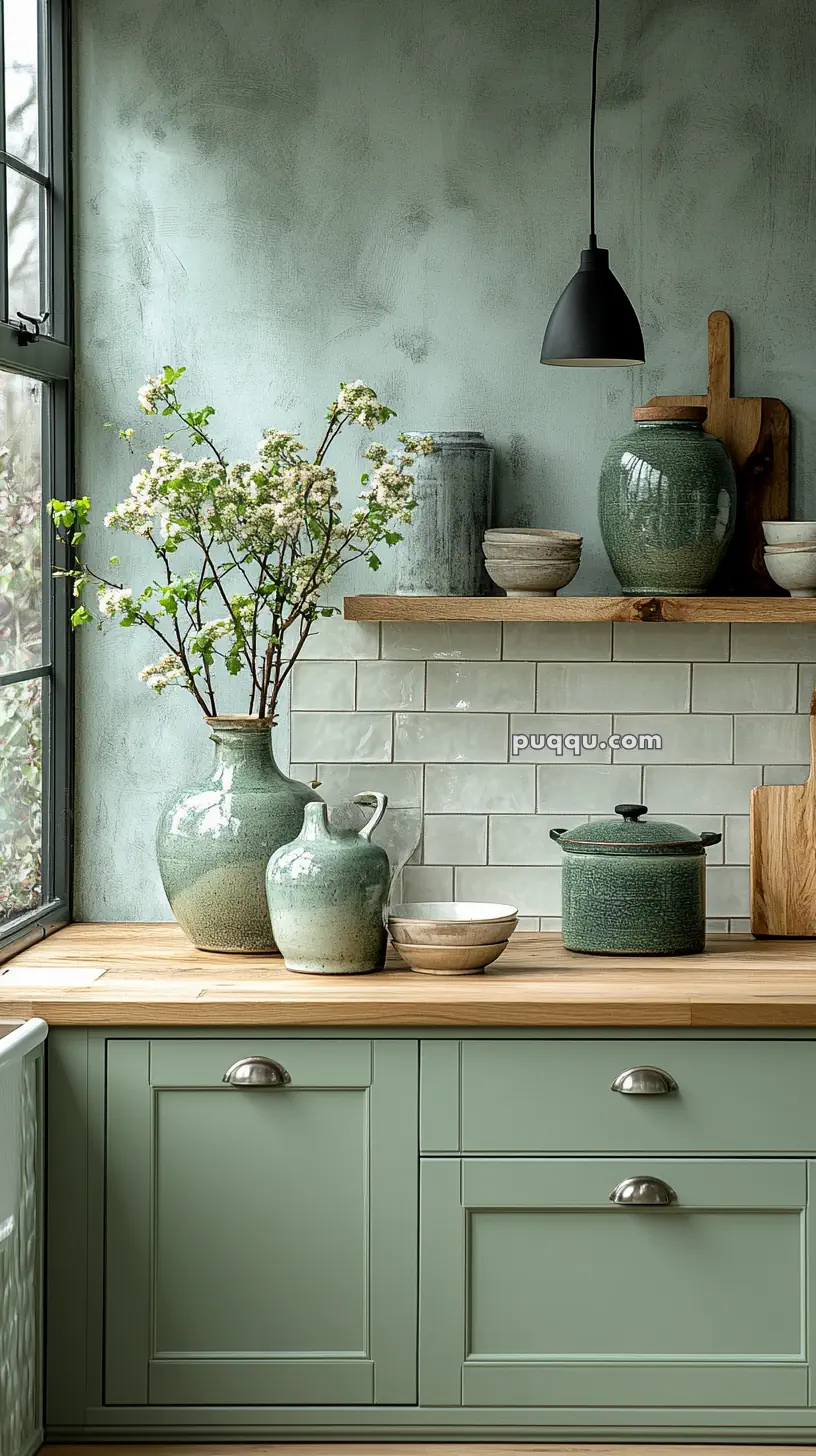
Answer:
[265,792,390,974]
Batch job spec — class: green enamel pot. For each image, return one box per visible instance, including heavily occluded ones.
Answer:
[549,803,721,956]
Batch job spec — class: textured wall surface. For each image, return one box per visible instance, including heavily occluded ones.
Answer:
[74,0,816,918]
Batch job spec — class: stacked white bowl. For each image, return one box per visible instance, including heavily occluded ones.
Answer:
[482,528,582,596]
[763,522,816,597]
[387,902,518,975]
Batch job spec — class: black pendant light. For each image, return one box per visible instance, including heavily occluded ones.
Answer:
[540,0,645,367]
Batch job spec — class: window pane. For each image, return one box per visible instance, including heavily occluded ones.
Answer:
[7,168,43,320]
[0,373,41,672]
[0,676,42,929]
[3,0,40,170]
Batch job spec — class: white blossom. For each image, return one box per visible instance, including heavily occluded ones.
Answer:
[97,586,133,617]
[137,376,166,413]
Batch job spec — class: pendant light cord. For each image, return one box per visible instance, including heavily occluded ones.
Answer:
[589,0,600,246]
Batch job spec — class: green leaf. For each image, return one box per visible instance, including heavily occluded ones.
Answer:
[71,605,93,627]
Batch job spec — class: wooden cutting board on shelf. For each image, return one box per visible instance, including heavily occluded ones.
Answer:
[646,309,790,593]
[751,688,816,936]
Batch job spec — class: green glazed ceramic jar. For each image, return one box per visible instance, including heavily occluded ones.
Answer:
[266,792,391,974]
[549,804,721,955]
[599,405,736,594]
[156,716,321,953]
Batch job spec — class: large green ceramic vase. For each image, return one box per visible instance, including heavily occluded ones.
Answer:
[599,404,736,594]
[266,792,391,973]
[156,716,321,953]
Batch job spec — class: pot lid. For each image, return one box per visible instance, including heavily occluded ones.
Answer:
[552,804,720,857]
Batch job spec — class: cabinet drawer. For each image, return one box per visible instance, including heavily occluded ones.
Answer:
[450,1039,816,1154]
[420,1156,810,1409]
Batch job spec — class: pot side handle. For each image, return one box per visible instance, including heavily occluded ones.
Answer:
[700,831,722,847]
[549,828,568,842]
[353,791,388,841]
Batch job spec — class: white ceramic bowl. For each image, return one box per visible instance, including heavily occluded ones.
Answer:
[764,547,816,597]
[763,521,816,546]
[484,556,579,596]
[390,939,508,974]
[388,901,518,947]
[482,539,581,561]
[484,527,582,546]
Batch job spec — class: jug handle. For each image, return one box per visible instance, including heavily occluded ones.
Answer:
[353,791,388,841]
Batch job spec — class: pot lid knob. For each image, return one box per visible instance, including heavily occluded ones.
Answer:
[615,803,648,822]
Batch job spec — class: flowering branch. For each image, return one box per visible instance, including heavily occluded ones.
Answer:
[49,366,433,720]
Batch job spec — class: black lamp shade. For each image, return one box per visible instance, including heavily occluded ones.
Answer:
[540,244,645,366]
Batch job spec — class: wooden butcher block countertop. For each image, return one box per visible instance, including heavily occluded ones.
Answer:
[3,923,816,1026]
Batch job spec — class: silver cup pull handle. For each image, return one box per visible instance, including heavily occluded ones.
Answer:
[222,1056,291,1088]
[611,1065,678,1095]
[609,1176,677,1207]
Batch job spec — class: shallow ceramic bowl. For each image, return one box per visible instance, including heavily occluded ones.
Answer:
[765,547,816,598]
[763,521,816,546]
[388,901,518,946]
[484,527,582,546]
[482,539,581,561]
[390,938,508,974]
[484,556,579,596]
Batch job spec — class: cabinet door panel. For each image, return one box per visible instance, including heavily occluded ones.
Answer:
[105,1037,417,1407]
[458,1039,816,1154]
[420,1157,810,1410]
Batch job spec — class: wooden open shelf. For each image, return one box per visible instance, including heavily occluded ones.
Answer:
[344,595,816,624]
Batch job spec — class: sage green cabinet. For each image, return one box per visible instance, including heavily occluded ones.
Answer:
[104,1037,417,1407]
[420,1155,811,1411]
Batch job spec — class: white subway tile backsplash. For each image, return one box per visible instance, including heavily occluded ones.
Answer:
[517,917,542,931]
[706,866,751,918]
[292,660,355,711]
[423,815,487,865]
[537,763,642,813]
[706,919,730,933]
[427,660,535,711]
[425,763,535,814]
[510,714,612,762]
[489,814,589,865]
[382,622,500,659]
[613,623,729,661]
[299,618,379,659]
[762,764,808,785]
[401,865,454,902]
[290,624,816,924]
[729,918,752,933]
[356,660,425,710]
[395,712,508,762]
[455,865,562,917]
[644,764,761,814]
[502,622,611,661]
[292,711,392,762]
[731,624,816,661]
[733,714,811,764]
[692,663,797,712]
[311,763,422,806]
[612,714,732,764]
[537,662,690,713]
[724,815,750,864]
[797,667,816,711]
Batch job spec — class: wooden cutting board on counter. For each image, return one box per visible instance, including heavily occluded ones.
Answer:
[751,689,816,936]
[646,310,790,593]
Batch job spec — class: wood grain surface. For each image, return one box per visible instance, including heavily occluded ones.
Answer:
[751,688,816,936]
[646,309,790,594]
[344,595,816,622]
[6,925,816,1026]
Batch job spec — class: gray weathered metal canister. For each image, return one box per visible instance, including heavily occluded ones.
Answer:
[549,804,721,955]
[395,431,493,595]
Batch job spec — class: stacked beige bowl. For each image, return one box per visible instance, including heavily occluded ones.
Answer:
[763,522,816,597]
[482,528,582,596]
[387,902,518,974]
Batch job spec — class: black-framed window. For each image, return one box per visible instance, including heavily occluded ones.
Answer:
[0,0,72,955]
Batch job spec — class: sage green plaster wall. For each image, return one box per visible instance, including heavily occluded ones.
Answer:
[74,0,816,918]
